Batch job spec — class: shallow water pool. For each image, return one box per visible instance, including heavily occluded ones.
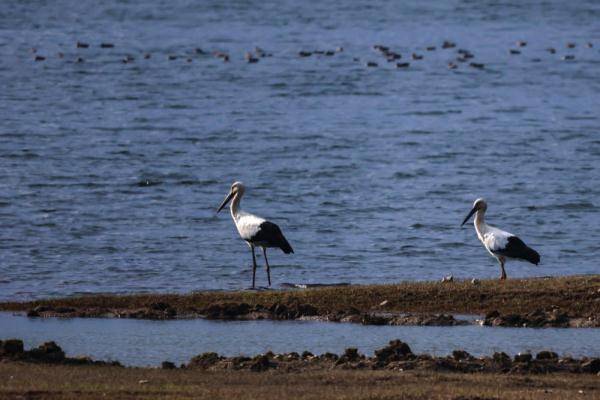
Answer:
[1,312,598,366]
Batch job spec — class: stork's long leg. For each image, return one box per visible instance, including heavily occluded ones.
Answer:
[251,246,257,289]
[263,247,271,287]
[499,257,507,281]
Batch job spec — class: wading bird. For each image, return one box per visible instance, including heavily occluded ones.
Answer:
[217,182,293,288]
[461,198,540,280]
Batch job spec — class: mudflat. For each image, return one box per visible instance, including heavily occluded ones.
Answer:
[2,275,598,328]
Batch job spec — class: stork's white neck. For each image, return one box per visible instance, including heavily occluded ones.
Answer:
[474,209,487,240]
[229,191,242,221]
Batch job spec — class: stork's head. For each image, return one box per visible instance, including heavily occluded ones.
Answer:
[461,198,487,226]
[217,181,245,213]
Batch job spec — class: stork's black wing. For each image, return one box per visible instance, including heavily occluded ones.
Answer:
[250,221,294,254]
[493,236,540,265]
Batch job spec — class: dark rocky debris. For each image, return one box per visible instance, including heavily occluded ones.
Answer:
[0,339,120,366]
[483,308,599,328]
[23,300,599,328]
[185,339,600,375]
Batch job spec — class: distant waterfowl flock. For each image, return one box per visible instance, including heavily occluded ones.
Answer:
[217,182,541,288]
[28,38,594,71]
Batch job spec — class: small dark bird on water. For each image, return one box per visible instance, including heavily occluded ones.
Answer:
[245,52,259,63]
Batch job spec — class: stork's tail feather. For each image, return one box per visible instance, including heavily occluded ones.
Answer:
[279,235,294,254]
[524,247,540,265]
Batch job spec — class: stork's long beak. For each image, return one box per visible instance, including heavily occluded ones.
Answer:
[217,191,234,214]
[461,206,477,226]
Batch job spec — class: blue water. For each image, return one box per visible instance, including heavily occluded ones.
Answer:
[1,312,598,366]
[1,1,599,300]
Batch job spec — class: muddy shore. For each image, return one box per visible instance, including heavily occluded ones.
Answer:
[1,275,599,328]
[2,338,600,375]
[2,338,600,399]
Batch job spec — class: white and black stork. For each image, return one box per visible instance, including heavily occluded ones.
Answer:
[461,198,540,280]
[217,182,293,288]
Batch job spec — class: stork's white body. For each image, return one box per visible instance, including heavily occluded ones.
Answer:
[474,213,512,259]
[231,210,266,245]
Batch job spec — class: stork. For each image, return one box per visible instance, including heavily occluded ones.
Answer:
[461,198,540,280]
[217,182,293,288]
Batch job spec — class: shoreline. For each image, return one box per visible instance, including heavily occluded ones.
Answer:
[2,338,600,373]
[1,338,599,400]
[1,274,599,328]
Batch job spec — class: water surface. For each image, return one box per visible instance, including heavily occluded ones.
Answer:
[1,1,599,300]
[1,313,599,366]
